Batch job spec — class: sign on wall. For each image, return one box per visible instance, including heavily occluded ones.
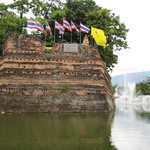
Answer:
[64,44,78,53]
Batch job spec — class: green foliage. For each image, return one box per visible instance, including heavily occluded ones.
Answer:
[7,0,31,18]
[64,0,129,71]
[65,0,99,21]
[136,77,150,95]
[111,84,118,94]
[79,60,85,63]
[61,84,73,93]
[30,0,62,19]
[47,57,50,61]
[0,5,27,55]
[64,0,99,43]
[0,3,8,14]
[86,9,129,71]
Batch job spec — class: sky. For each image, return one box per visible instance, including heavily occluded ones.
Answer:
[1,0,150,76]
[96,0,150,76]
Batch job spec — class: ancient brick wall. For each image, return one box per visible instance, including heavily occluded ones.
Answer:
[0,33,115,112]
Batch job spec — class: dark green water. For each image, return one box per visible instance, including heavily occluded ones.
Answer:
[0,113,116,150]
[1,103,150,150]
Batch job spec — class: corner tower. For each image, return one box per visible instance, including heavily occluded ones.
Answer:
[0,33,115,112]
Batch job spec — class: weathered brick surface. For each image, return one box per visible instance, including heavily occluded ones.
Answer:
[0,33,115,112]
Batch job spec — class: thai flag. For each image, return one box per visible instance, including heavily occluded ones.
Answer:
[80,22,90,33]
[36,21,46,34]
[55,21,65,34]
[59,24,65,35]
[71,21,79,32]
[27,19,38,29]
[46,22,52,35]
[63,19,72,31]
[27,19,46,33]
[55,21,61,30]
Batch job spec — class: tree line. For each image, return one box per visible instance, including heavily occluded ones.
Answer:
[0,0,129,72]
[136,77,150,95]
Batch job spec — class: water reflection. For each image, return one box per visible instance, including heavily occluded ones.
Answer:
[1,103,150,150]
[0,113,116,150]
[111,102,150,150]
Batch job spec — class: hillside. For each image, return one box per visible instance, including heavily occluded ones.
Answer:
[111,71,150,86]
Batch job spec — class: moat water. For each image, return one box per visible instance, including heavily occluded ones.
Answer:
[0,102,150,150]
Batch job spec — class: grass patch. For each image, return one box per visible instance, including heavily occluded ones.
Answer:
[61,84,73,93]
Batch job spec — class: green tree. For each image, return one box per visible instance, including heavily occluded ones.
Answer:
[63,0,99,43]
[63,0,129,71]
[7,0,30,19]
[6,0,30,34]
[31,0,62,19]
[0,3,27,55]
[136,77,150,95]
[0,3,8,16]
[0,3,8,56]
[65,0,99,21]
[87,9,128,70]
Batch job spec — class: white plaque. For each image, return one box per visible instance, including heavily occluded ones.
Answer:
[64,44,78,53]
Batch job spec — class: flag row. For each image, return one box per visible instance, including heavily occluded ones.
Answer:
[27,19,90,35]
[27,19,107,48]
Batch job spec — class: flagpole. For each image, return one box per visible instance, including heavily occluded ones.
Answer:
[80,32,81,44]
[54,20,56,43]
[80,22,81,44]
[45,33,46,46]
[62,18,64,43]
[45,21,47,47]
[71,20,72,43]
[71,31,72,43]
[54,29,56,43]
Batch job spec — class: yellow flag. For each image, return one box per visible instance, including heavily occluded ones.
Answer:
[91,27,107,48]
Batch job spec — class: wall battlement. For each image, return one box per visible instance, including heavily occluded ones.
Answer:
[0,32,115,112]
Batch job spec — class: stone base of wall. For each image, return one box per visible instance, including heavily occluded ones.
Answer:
[0,92,112,113]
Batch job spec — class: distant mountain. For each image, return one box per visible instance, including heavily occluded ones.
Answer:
[111,70,150,86]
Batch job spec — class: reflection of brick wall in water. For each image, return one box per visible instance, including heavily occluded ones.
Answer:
[0,32,115,112]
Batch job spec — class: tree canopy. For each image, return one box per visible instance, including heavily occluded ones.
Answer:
[0,0,129,72]
[136,77,150,95]
[7,0,30,19]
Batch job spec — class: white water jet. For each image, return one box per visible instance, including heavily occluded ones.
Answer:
[127,83,136,100]
[116,82,136,103]
[115,80,150,112]
[143,95,150,103]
